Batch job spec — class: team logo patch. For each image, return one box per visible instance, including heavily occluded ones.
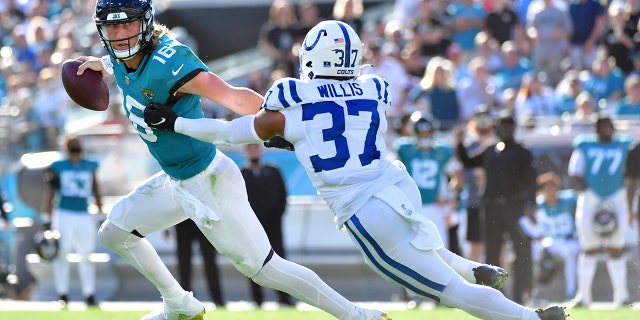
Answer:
[401,204,413,216]
[141,88,155,100]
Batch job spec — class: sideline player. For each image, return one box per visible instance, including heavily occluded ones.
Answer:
[76,1,391,319]
[43,135,102,306]
[568,116,632,307]
[144,20,568,320]
[533,172,580,301]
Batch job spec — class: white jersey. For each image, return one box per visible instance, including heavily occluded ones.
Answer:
[262,75,406,224]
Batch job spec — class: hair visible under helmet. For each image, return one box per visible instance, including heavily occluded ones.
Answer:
[94,0,155,61]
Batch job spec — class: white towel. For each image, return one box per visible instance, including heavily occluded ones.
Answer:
[373,185,444,251]
[171,179,220,229]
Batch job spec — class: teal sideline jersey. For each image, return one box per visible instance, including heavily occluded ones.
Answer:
[50,159,98,213]
[536,189,578,239]
[112,34,215,180]
[572,134,632,198]
[394,137,453,204]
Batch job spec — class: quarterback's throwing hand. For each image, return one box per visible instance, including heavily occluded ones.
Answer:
[264,136,295,151]
[144,103,177,131]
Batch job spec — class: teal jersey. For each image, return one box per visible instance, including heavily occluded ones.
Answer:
[50,159,98,212]
[536,189,577,238]
[111,34,215,180]
[573,134,631,197]
[394,138,453,204]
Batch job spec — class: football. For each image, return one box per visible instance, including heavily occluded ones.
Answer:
[61,59,109,111]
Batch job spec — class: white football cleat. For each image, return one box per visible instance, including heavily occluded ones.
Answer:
[141,292,205,320]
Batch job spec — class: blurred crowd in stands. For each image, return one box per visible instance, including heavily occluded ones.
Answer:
[4,0,640,154]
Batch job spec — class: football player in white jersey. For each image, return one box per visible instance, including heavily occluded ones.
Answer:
[568,116,632,307]
[144,20,567,320]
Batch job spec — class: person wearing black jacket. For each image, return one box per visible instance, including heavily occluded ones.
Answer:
[454,110,538,304]
[240,143,292,307]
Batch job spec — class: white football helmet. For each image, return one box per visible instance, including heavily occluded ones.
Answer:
[299,20,363,81]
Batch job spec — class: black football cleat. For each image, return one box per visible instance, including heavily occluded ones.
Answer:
[473,264,508,290]
[86,294,97,306]
[536,306,568,320]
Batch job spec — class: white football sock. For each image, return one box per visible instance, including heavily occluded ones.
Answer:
[577,253,597,304]
[251,254,368,320]
[439,277,540,320]
[606,256,628,304]
[98,222,186,304]
[437,247,481,283]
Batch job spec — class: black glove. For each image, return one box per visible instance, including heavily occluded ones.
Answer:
[264,136,294,151]
[144,103,177,131]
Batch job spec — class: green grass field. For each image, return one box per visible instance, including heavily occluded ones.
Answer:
[0,307,636,320]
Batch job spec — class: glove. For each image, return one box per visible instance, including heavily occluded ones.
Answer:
[264,136,295,151]
[144,103,177,131]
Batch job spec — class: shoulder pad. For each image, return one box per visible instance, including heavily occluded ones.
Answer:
[262,77,305,111]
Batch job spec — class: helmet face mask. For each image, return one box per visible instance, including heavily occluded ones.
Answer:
[299,20,363,81]
[95,0,154,60]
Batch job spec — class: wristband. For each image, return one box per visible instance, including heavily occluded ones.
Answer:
[100,55,114,75]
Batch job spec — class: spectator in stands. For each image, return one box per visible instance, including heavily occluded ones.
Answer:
[568,0,606,71]
[601,2,637,76]
[472,31,503,74]
[33,66,69,151]
[361,41,412,118]
[569,91,598,133]
[409,56,461,130]
[614,74,640,116]
[533,172,580,301]
[457,57,498,122]
[333,0,364,35]
[294,0,323,44]
[514,72,558,119]
[554,70,586,116]
[392,0,421,27]
[525,0,572,87]
[485,0,524,45]
[582,54,626,110]
[240,143,293,307]
[447,0,486,64]
[494,41,532,102]
[258,0,299,76]
[407,0,451,64]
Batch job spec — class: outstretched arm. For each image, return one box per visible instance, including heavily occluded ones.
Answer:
[145,103,287,146]
[175,115,262,145]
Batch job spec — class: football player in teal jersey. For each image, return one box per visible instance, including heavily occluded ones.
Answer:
[533,172,580,301]
[144,19,569,320]
[74,1,391,320]
[568,116,632,307]
[43,135,103,306]
[393,114,459,250]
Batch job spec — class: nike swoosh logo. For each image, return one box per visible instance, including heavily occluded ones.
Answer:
[151,118,166,126]
[172,64,184,76]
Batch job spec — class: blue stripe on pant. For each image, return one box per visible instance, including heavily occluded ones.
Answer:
[345,214,444,302]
